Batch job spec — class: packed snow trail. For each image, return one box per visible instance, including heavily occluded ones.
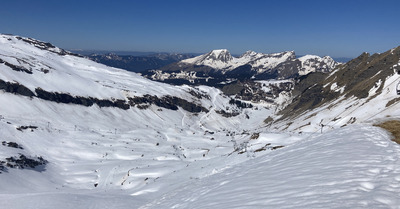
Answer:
[143,125,400,209]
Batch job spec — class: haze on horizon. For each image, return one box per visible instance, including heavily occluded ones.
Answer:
[1,0,399,58]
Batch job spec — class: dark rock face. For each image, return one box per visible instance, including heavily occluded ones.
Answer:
[1,154,47,172]
[0,79,35,97]
[2,141,23,149]
[128,95,208,113]
[215,109,240,118]
[35,88,130,110]
[279,46,400,119]
[16,125,38,132]
[0,79,207,113]
[0,58,32,74]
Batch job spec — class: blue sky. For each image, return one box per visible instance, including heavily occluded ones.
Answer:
[1,0,399,57]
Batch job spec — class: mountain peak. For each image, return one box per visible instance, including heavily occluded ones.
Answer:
[240,50,258,57]
[298,54,338,75]
[205,49,233,63]
[180,49,234,69]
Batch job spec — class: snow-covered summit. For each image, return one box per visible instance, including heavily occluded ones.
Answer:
[298,54,338,75]
[180,49,335,75]
[181,49,234,70]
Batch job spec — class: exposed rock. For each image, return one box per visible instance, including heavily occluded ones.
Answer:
[3,154,47,171]
[0,79,35,97]
[128,95,208,113]
[0,58,32,74]
[1,141,23,149]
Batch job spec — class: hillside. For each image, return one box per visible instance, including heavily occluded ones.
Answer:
[1,34,400,208]
[271,47,400,132]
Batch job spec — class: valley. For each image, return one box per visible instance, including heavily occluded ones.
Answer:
[1,34,400,208]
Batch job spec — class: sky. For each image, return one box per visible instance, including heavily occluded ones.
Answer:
[0,0,399,57]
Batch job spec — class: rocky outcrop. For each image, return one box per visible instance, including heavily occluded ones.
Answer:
[0,78,208,113]
[0,58,32,74]
[1,154,47,172]
[0,79,35,97]
[128,95,208,113]
[279,46,400,119]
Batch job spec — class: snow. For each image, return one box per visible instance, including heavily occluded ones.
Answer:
[181,49,337,76]
[181,49,299,73]
[1,34,400,209]
[141,125,400,209]
[298,54,338,75]
[273,67,400,133]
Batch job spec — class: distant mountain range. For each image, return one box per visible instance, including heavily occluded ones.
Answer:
[85,53,195,73]
[141,49,339,86]
[72,49,351,73]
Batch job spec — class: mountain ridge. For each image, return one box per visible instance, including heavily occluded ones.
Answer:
[142,49,339,86]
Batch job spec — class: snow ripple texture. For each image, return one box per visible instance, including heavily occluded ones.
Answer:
[145,125,400,209]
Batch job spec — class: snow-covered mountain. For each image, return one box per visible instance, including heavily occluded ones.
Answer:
[142,49,339,87]
[270,47,400,133]
[1,34,400,208]
[180,49,300,73]
[298,54,337,75]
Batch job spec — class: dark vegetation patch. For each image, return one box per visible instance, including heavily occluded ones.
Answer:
[224,64,254,80]
[255,59,300,80]
[229,98,253,108]
[0,154,47,172]
[187,89,210,100]
[374,120,400,144]
[222,80,293,103]
[0,58,32,74]
[157,62,216,73]
[2,141,23,149]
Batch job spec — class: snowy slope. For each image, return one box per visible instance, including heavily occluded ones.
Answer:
[144,125,400,209]
[273,47,400,132]
[1,34,400,209]
[0,34,282,207]
[0,34,189,99]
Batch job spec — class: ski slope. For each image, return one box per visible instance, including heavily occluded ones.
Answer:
[144,125,400,209]
[1,34,400,208]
